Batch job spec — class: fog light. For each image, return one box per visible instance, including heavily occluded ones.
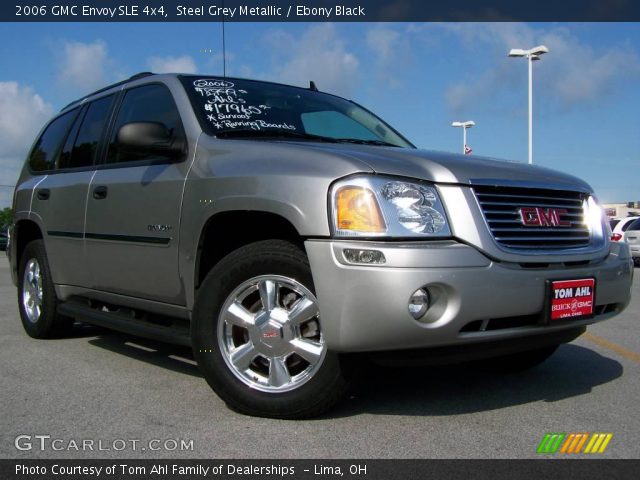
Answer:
[343,248,386,264]
[408,288,430,319]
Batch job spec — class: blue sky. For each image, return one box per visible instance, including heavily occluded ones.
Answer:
[1,22,638,207]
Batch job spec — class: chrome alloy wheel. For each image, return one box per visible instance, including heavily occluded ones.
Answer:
[22,258,43,323]
[217,275,326,393]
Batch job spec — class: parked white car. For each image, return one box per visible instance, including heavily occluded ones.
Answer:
[609,216,639,242]
[622,218,640,265]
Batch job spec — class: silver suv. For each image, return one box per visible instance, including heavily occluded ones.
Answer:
[7,73,633,418]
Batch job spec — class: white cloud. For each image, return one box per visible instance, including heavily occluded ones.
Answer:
[58,40,109,93]
[432,23,640,113]
[0,82,53,207]
[365,26,415,88]
[263,24,359,97]
[147,55,198,74]
[366,28,402,63]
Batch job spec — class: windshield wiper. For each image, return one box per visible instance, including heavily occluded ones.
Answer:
[215,129,338,143]
[334,138,400,147]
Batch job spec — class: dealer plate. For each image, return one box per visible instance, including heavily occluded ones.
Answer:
[548,278,595,321]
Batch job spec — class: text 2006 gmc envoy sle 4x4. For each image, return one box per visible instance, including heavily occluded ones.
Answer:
[7,73,633,418]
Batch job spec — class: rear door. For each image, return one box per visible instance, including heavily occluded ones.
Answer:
[29,95,115,287]
[84,83,189,305]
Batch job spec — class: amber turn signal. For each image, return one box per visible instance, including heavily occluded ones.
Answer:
[335,186,386,233]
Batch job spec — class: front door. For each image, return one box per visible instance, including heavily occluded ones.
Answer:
[84,83,189,305]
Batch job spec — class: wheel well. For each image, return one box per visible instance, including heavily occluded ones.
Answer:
[195,211,304,288]
[14,220,43,268]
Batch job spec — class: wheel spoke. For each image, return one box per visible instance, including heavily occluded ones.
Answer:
[289,338,324,365]
[259,279,278,311]
[229,342,257,370]
[288,296,319,326]
[268,357,292,387]
[225,301,255,328]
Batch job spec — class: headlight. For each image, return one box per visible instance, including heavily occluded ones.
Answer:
[584,195,605,237]
[330,175,451,238]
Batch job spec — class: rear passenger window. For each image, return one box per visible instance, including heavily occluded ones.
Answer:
[28,110,78,172]
[622,220,638,232]
[627,219,640,231]
[59,95,114,169]
[107,84,183,164]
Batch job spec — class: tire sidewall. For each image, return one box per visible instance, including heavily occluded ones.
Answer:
[17,240,59,338]
[192,240,345,418]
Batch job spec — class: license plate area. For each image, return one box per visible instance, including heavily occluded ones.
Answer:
[546,278,596,322]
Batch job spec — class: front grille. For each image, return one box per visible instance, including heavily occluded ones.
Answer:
[473,185,590,250]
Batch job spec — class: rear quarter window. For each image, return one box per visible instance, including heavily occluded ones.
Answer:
[622,219,639,232]
[28,110,78,172]
[626,219,640,231]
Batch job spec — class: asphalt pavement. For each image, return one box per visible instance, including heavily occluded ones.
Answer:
[1,257,638,459]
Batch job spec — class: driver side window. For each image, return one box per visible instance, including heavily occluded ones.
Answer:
[107,84,184,164]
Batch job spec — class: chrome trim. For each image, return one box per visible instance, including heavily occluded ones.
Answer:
[471,184,607,256]
[469,178,592,194]
[217,275,326,393]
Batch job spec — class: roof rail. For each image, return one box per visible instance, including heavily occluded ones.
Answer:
[60,72,156,112]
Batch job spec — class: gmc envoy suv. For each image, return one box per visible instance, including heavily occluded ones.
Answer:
[7,73,633,418]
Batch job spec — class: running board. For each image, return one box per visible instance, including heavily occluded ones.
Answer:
[58,302,191,347]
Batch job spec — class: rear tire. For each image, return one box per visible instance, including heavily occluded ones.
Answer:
[18,240,74,338]
[480,345,559,373]
[192,240,349,419]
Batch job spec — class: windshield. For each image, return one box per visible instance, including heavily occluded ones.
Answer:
[179,76,414,148]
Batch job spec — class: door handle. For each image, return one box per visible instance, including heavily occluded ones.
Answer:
[36,188,50,200]
[93,185,108,200]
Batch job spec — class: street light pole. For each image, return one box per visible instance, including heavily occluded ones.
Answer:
[463,126,467,154]
[528,52,533,164]
[451,121,475,155]
[508,45,549,164]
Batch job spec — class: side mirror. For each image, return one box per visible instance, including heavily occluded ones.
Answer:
[116,122,185,159]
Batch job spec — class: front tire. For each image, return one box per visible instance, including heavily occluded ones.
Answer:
[192,240,349,419]
[18,240,74,338]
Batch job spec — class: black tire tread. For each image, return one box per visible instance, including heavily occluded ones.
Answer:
[18,240,74,339]
[192,239,349,419]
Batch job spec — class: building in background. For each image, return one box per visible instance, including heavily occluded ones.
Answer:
[602,202,640,219]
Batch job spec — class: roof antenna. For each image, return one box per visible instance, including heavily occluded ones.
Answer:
[309,81,318,91]
[222,0,227,77]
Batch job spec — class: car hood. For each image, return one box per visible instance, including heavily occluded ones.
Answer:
[300,143,593,193]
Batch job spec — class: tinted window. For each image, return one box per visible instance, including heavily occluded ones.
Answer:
[57,106,86,169]
[627,219,640,231]
[622,218,639,232]
[302,111,379,140]
[107,84,183,164]
[28,110,78,172]
[609,219,620,230]
[179,76,414,148]
[59,95,114,169]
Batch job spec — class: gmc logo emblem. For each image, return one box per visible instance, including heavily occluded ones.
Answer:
[519,207,571,227]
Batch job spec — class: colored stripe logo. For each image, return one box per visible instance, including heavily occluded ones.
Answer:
[537,433,613,454]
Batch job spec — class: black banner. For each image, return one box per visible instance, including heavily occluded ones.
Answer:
[4,0,640,22]
[2,459,639,480]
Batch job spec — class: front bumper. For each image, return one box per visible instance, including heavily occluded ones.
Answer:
[305,240,633,352]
